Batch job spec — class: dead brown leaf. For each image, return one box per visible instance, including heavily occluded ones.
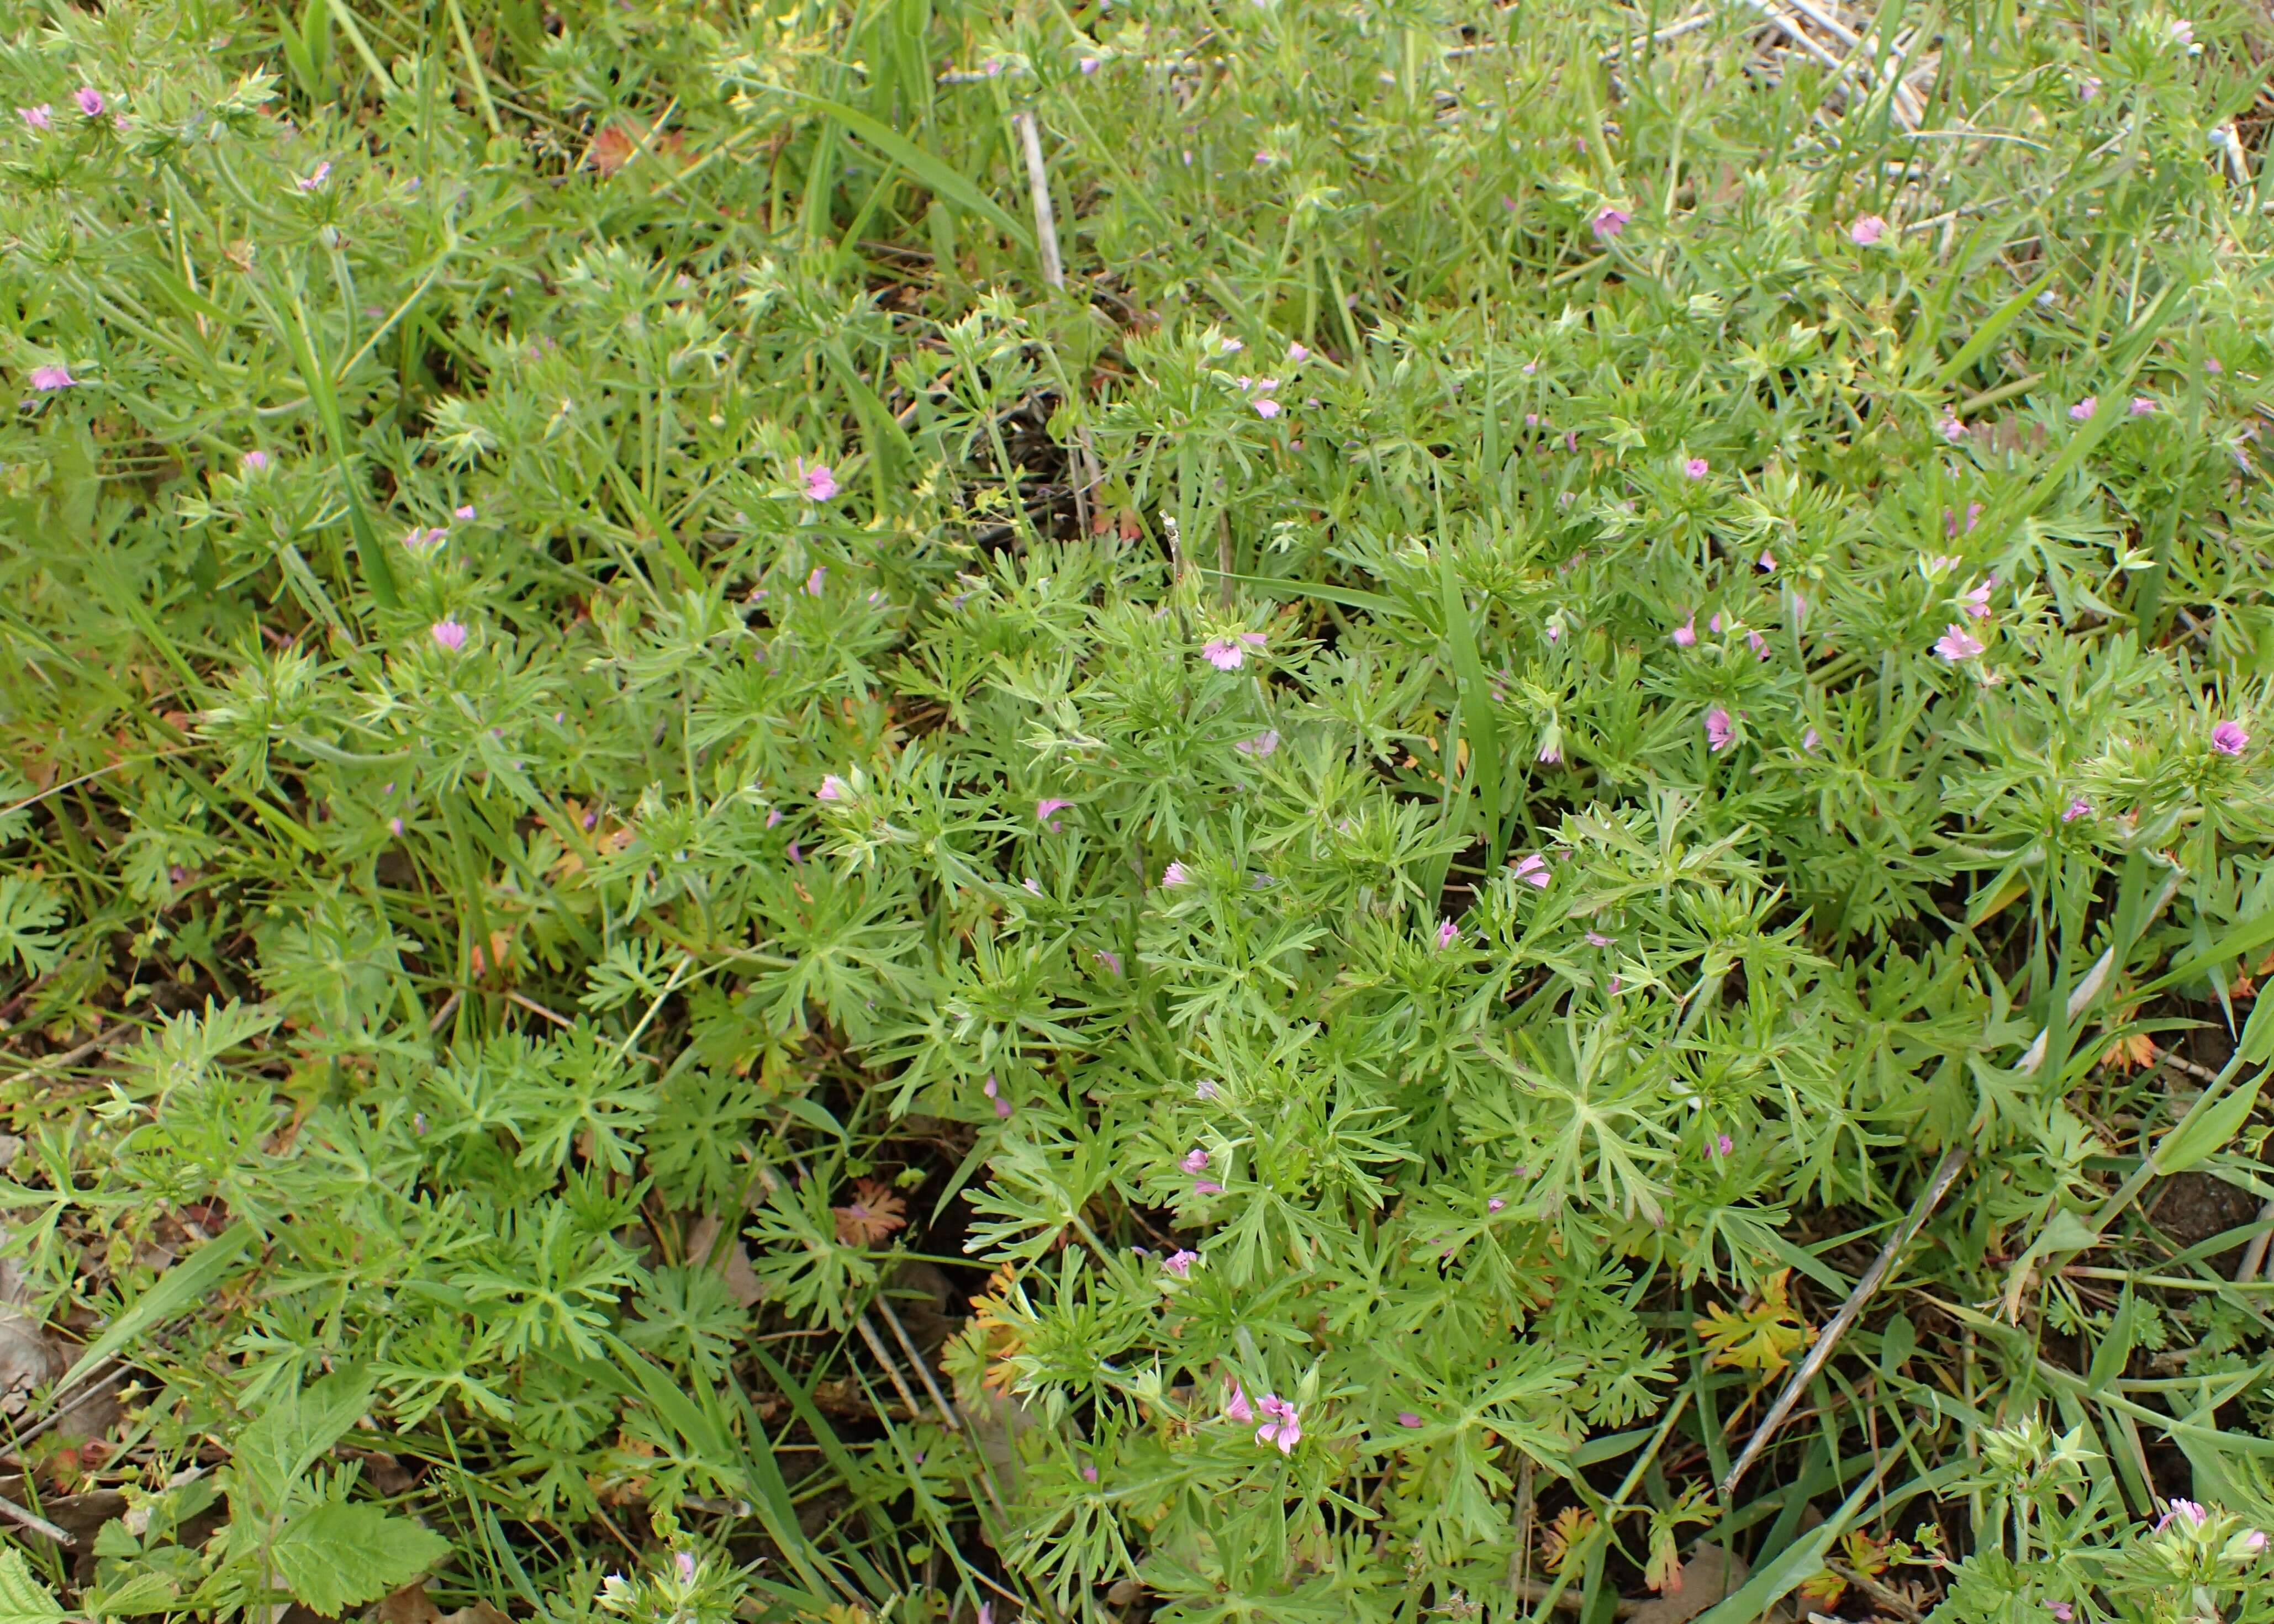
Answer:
[833,1179,907,1246]
[590,119,685,177]
[684,1213,764,1308]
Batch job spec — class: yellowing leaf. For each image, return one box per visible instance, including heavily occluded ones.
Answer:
[1693,1269,1812,1375]
[1539,1506,1596,1576]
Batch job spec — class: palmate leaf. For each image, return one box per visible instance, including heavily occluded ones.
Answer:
[270,1501,451,1616]
[1693,1269,1812,1375]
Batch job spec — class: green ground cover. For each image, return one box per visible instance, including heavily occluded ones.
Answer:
[4,0,2274,1619]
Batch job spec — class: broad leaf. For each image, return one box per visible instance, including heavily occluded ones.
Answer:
[271,1501,450,1616]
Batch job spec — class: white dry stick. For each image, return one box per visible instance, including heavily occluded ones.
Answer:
[1726,869,2186,1495]
[1012,109,1104,523]
[1013,111,1064,289]
[2239,1199,2274,1284]
[1597,9,1717,62]
[1721,1144,1970,1496]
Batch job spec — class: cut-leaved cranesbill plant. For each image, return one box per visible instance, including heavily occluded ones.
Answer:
[1,1,2273,1622]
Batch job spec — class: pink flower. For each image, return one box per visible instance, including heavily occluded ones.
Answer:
[1592,205,1630,240]
[389,816,405,837]
[1924,553,1962,576]
[1080,1462,1099,1482]
[2157,1499,2207,1531]
[1711,1133,1733,1157]
[1181,1147,1209,1173]
[454,504,476,520]
[1935,623,1985,661]
[17,105,50,130]
[2171,18,2194,45]
[1092,948,1122,975]
[297,160,331,192]
[1396,1411,1423,1427]
[2245,1529,2268,1554]
[1959,581,1992,620]
[816,774,848,802]
[798,461,839,501]
[1802,728,1821,753]
[1193,1179,1225,1195]
[1585,930,1613,946]
[2208,356,2225,374]
[1946,502,1983,536]
[2069,396,2097,421]
[1201,631,1267,670]
[1235,728,1280,757]
[1163,1249,1198,1278]
[430,618,467,651]
[240,449,269,472]
[1758,548,1776,572]
[1254,1393,1302,1453]
[28,365,75,390]
[1253,398,1281,419]
[982,1075,1011,1119]
[72,87,103,118]
[2130,395,2156,415]
[1939,415,1967,442]
[1747,630,1769,661]
[2046,1604,2072,1622]
[1672,617,1696,647]
[805,567,827,595]
[1162,861,1190,887]
[1704,706,1734,752]
[1287,342,1309,363]
[1223,1379,1254,1423]
[1537,739,1561,764]
[1487,1196,1505,1212]
[1684,457,1710,479]
[1849,214,1887,246]
[2063,797,2091,822]
[1036,797,1074,830]
[1195,1079,1218,1100]
[1078,56,1099,73]
[1708,612,1724,634]
[2213,720,2250,755]
[1436,918,1460,950]
[1512,854,1550,889]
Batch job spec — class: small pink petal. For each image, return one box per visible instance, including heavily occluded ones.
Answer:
[1848,214,1887,246]
[430,618,468,651]
[1935,623,1985,661]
